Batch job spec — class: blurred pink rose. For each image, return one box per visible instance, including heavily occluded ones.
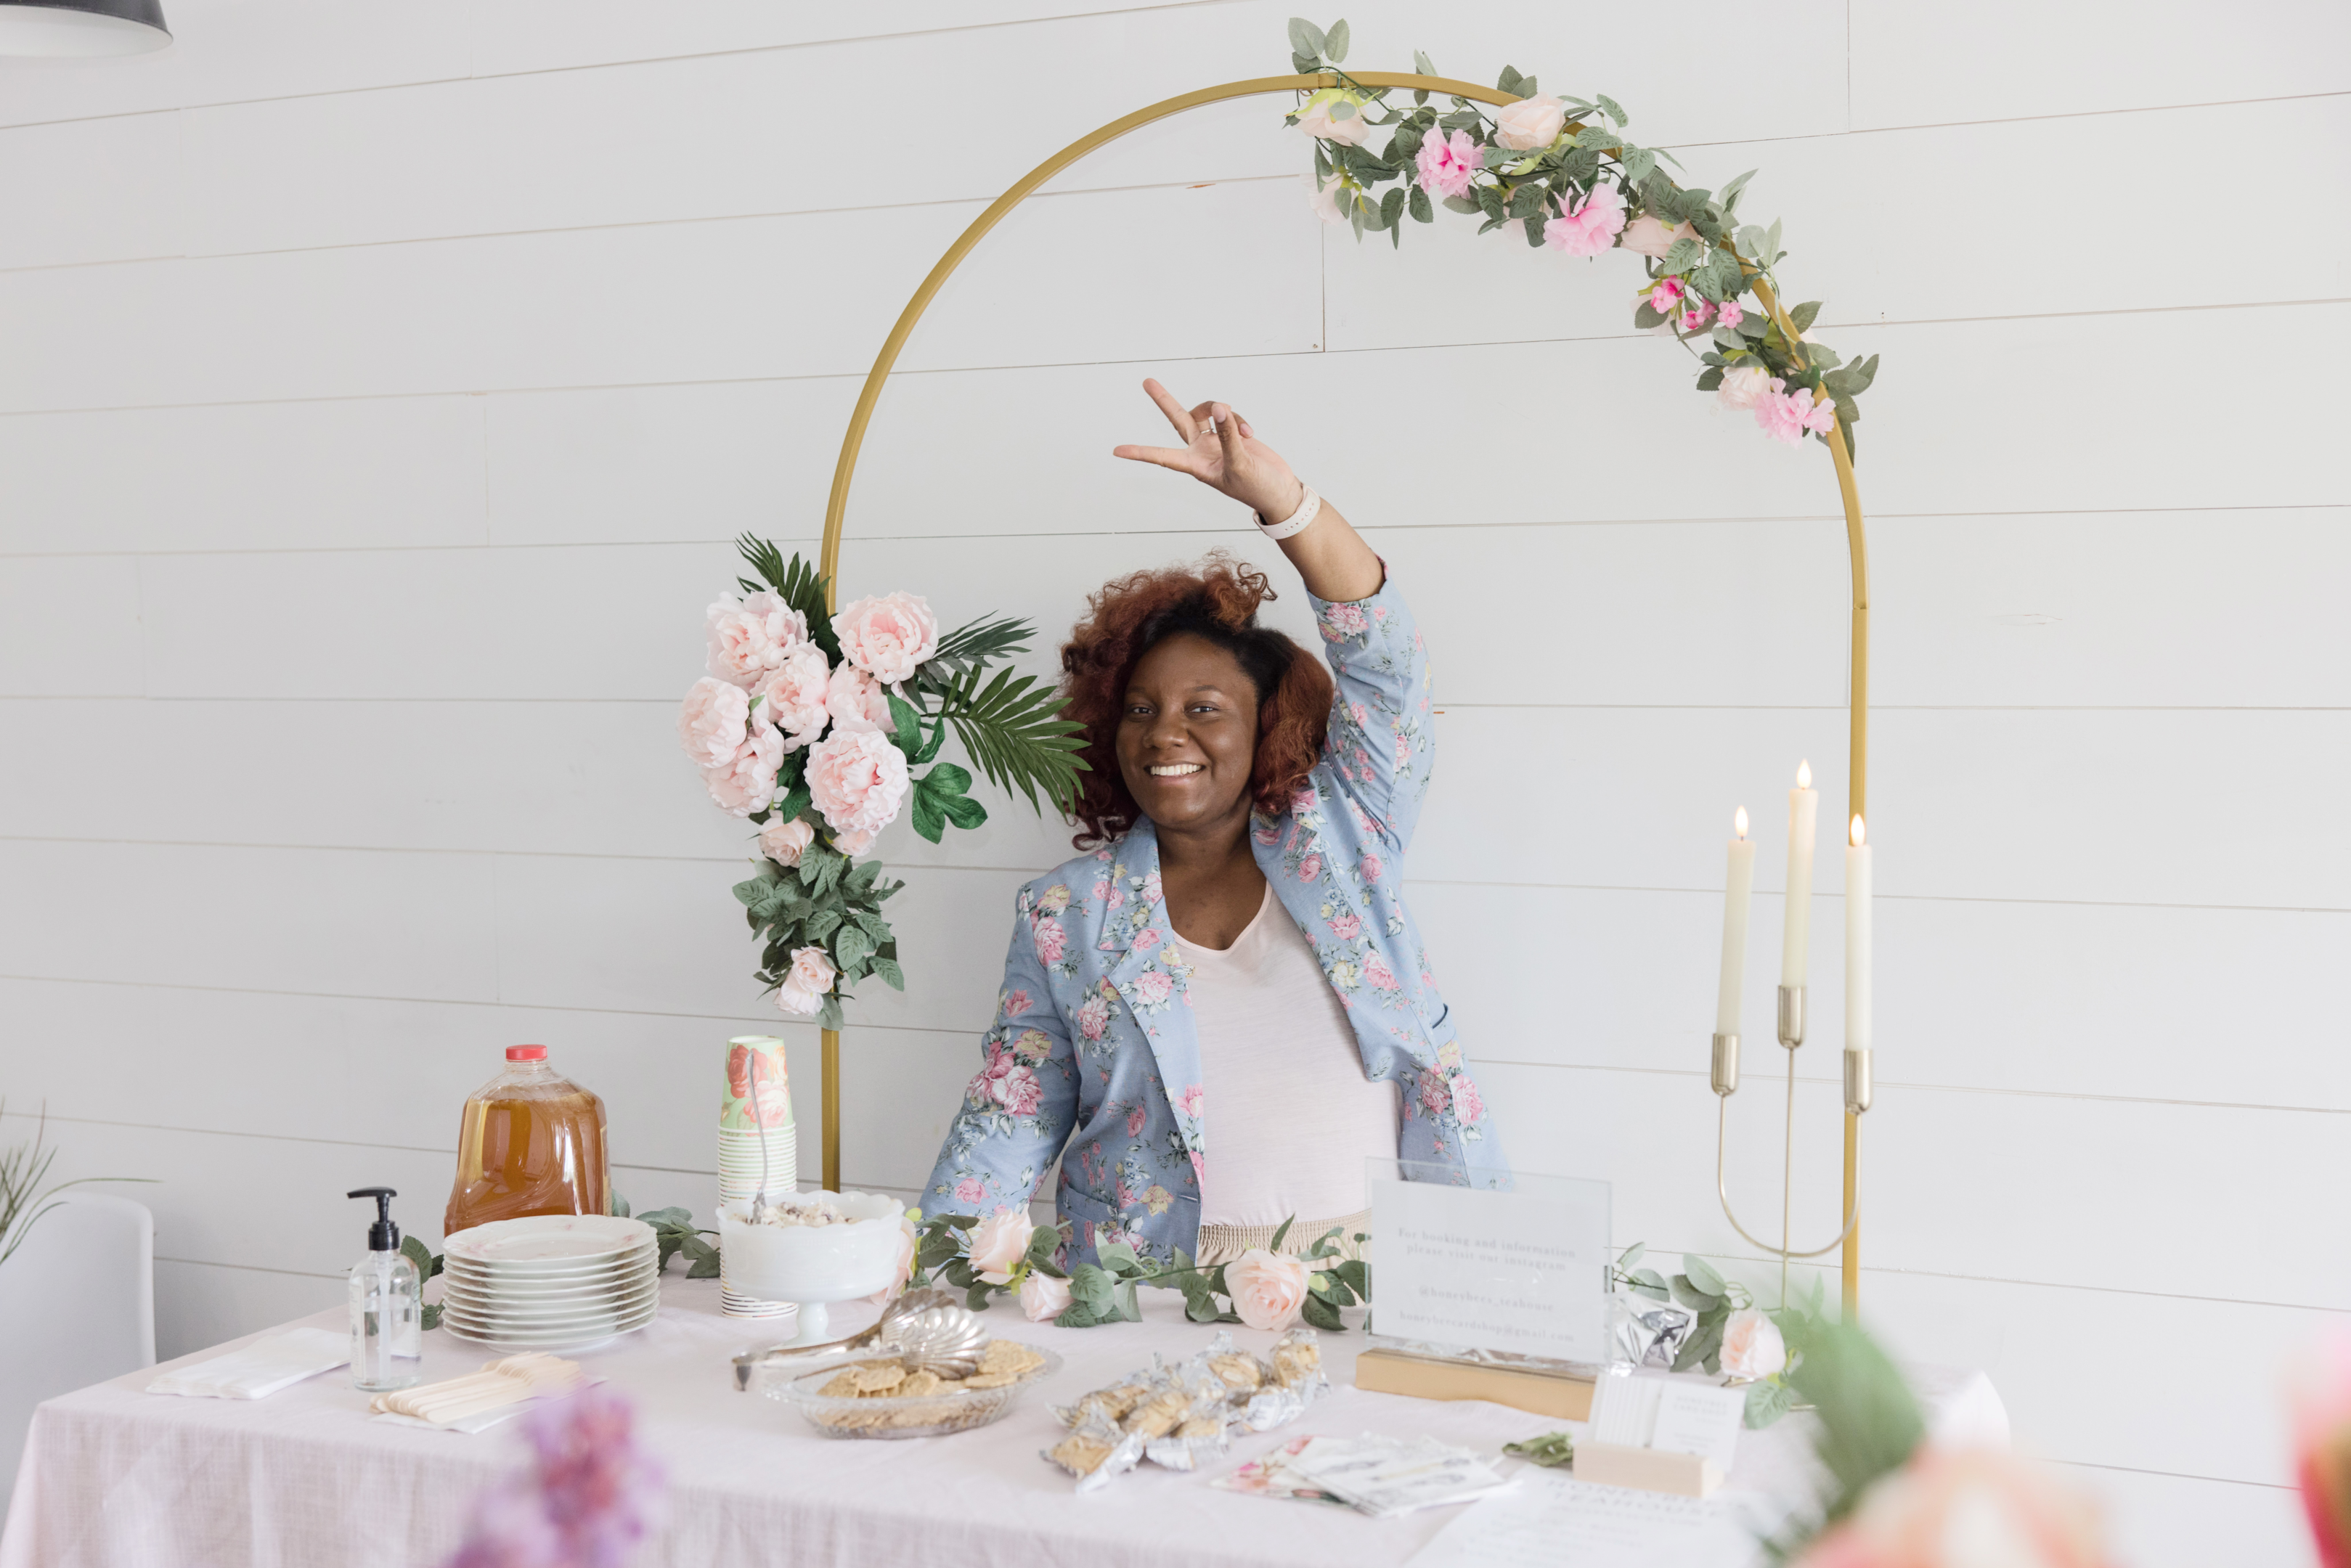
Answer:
[1295,89,1378,147]
[1717,366,1780,413]
[705,591,805,687]
[831,592,938,685]
[861,1209,920,1308]
[1226,1249,1310,1332]
[1716,298,1745,330]
[1793,1447,2107,1568]
[2292,1331,2351,1568]
[758,816,813,867]
[824,664,893,735]
[1492,93,1566,151]
[773,944,835,1017]
[1757,386,1838,446]
[703,726,783,818]
[1308,174,1349,225]
[1721,1307,1788,1379]
[678,677,750,769]
[1019,1270,1073,1323]
[966,1209,1035,1285]
[1544,183,1627,258]
[1414,128,1480,200]
[1621,213,1698,258]
[807,728,908,849]
[754,644,831,750]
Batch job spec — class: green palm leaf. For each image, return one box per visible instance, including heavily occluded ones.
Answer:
[734,535,839,661]
[920,615,1038,685]
[924,662,1089,814]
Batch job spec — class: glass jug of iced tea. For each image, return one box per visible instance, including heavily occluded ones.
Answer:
[444,1045,610,1235]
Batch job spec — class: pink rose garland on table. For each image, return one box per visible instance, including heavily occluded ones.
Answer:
[1019,1270,1074,1323]
[1225,1249,1310,1332]
[966,1209,1035,1286]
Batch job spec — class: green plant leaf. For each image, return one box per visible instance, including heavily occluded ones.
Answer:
[1662,236,1706,273]
[1069,1262,1116,1315]
[1789,1323,1926,1519]
[1789,299,1822,333]
[1267,1216,1296,1253]
[1286,17,1326,60]
[1682,1254,1728,1296]
[1407,183,1433,223]
[1595,92,1627,126]
[1629,1267,1671,1300]
[925,661,1090,814]
[871,955,905,991]
[818,993,844,1032]
[1323,17,1349,62]
[422,1302,443,1332]
[1502,1432,1575,1468]
[1300,1289,1345,1331]
[1745,1377,1798,1429]
[733,536,839,661]
[942,794,987,830]
[1671,1275,1724,1312]
[1096,1241,1139,1275]
[908,782,947,844]
[1719,168,1757,212]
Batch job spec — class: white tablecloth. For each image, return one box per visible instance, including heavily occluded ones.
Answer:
[0,1277,2004,1568]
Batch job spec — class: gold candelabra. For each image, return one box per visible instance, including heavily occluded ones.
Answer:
[810,71,1873,1315]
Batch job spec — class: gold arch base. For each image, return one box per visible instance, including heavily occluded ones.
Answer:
[810,73,1871,1315]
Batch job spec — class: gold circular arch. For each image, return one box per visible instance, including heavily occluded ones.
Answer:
[812,73,1870,1308]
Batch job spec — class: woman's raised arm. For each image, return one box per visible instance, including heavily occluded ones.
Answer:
[1111,378,1384,605]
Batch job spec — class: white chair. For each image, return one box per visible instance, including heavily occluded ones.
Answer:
[0,1193,155,1527]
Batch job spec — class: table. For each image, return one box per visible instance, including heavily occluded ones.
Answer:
[0,1277,2005,1568]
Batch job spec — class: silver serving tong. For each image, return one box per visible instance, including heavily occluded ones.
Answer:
[731,1287,989,1392]
[746,1052,773,1226]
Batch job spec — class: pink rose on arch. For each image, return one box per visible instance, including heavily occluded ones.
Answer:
[1716,366,1780,413]
[678,677,750,769]
[823,663,894,735]
[1757,386,1838,446]
[1131,928,1161,952]
[953,1176,985,1204]
[1449,1072,1486,1122]
[806,727,909,846]
[1681,299,1714,332]
[1076,995,1110,1041]
[1419,1072,1453,1116]
[1294,89,1380,149]
[1716,298,1745,330]
[1174,1085,1205,1120]
[704,725,784,818]
[753,643,831,749]
[1647,277,1686,315]
[830,591,938,685]
[1360,852,1384,881]
[1329,912,1363,940]
[1621,213,1698,259]
[758,815,813,867]
[1491,92,1567,152]
[1414,128,1480,201]
[1132,970,1174,1005]
[705,591,806,687]
[1032,919,1068,964]
[1126,1106,1146,1137]
[1298,855,1322,881]
[1544,182,1628,258]
[1364,952,1399,990]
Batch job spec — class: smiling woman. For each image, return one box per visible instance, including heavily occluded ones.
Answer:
[923,380,1509,1274]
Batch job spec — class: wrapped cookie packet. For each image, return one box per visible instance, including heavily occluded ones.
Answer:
[1042,1328,1327,1490]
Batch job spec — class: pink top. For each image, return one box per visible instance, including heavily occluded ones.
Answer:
[1176,885,1401,1228]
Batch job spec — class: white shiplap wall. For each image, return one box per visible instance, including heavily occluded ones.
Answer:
[0,2,2342,1559]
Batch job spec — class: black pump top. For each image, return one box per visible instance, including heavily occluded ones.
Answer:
[348,1187,401,1251]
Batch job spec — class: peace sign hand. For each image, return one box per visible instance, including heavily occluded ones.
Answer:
[1111,378,1307,523]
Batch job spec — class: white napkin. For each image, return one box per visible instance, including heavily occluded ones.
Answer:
[368,1353,586,1434]
[147,1327,351,1400]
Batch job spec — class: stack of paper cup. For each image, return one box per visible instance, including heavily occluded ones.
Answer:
[717,1036,799,1325]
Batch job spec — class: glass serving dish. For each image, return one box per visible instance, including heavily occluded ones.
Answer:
[767,1345,1063,1440]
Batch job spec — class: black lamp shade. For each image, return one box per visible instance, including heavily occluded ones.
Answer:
[0,0,170,57]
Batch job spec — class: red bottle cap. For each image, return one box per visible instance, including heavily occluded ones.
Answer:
[506,1045,549,1062]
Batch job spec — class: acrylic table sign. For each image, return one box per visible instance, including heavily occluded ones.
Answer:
[1364,1159,1612,1365]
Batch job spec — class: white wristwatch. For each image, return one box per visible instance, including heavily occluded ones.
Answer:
[1253,484,1321,541]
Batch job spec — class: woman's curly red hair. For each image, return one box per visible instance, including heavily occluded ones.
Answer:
[1062,552,1331,849]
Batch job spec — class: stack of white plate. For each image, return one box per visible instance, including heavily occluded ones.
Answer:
[439,1215,660,1352]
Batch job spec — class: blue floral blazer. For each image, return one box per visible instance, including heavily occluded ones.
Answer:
[922,574,1509,1265]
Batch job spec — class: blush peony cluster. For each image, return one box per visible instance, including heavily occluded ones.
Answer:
[806,728,910,856]
[1414,128,1480,200]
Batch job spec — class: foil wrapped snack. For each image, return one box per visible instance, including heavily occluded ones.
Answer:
[1041,1328,1327,1488]
[1610,1293,1696,1370]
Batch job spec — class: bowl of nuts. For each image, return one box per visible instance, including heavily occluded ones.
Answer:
[773,1338,1061,1440]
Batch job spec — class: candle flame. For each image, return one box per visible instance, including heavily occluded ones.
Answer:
[1734,806,1748,840]
[1796,759,1812,790]
[1851,814,1866,847]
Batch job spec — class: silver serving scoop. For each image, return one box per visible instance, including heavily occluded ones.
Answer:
[732,1288,988,1392]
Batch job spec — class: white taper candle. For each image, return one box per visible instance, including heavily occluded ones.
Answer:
[1716,807,1755,1037]
[1846,814,1872,1054]
[1781,761,1818,988]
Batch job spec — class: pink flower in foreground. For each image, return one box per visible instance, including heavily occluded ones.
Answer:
[703,725,783,818]
[1716,298,1745,330]
[823,663,893,735]
[1414,128,1480,200]
[1791,1447,2106,1568]
[2292,1331,2351,1568]
[1019,1270,1074,1323]
[1226,1249,1310,1333]
[677,677,750,770]
[1756,386,1838,446]
[1647,277,1685,315]
[1543,182,1628,258]
[757,815,813,867]
[1621,213,1698,259]
[831,591,938,685]
[806,727,908,847]
[753,643,831,750]
[704,591,804,688]
[446,1387,664,1568]
[966,1209,1035,1285]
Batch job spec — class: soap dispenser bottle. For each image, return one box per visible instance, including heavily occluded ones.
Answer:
[346,1186,422,1392]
